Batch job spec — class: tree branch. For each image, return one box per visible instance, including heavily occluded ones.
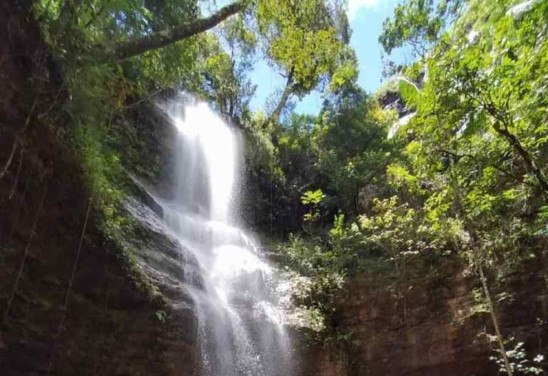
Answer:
[269,69,295,124]
[458,80,548,194]
[490,118,548,193]
[92,1,245,63]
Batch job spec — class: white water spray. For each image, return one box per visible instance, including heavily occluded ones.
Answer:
[159,94,292,375]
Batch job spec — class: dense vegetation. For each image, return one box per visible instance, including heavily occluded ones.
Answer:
[12,0,546,374]
[268,1,547,373]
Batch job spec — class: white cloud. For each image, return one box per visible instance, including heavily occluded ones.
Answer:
[347,0,381,19]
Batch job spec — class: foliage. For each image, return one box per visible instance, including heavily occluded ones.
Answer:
[201,16,258,122]
[314,87,396,214]
[489,338,545,375]
[279,234,346,335]
[155,309,167,323]
[379,0,465,56]
[270,0,547,348]
[255,0,357,120]
[389,0,548,270]
[271,85,398,231]
[301,189,325,222]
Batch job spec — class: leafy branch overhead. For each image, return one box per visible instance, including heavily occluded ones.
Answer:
[91,1,247,63]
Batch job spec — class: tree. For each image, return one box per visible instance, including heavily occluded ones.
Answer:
[35,0,247,64]
[199,15,257,123]
[379,0,465,57]
[91,1,247,63]
[314,86,395,215]
[255,0,354,123]
[384,1,548,373]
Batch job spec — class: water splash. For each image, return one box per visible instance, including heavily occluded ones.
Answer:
[159,94,292,375]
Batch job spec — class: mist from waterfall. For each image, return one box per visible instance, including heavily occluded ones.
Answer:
[159,94,292,376]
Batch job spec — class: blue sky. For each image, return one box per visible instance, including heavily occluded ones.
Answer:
[249,0,414,115]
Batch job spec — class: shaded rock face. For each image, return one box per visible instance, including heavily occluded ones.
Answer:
[0,2,200,375]
[299,260,548,376]
[110,97,180,200]
[1,190,200,376]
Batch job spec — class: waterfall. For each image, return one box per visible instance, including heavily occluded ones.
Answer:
[159,94,292,376]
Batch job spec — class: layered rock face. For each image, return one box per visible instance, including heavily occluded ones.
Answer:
[0,2,200,375]
[299,259,548,376]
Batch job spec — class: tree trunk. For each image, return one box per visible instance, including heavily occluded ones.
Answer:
[92,1,245,63]
[449,160,513,375]
[269,71,294,124]
[478,265,513,376]
[493,122,548,193]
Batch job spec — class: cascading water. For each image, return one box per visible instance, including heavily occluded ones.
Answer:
[159,94,292,375]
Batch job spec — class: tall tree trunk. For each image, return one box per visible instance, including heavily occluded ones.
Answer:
[493,122,548,193]
[448,160,513,376]
[478,264,514,376]
[269,71,294,124]
[92,1,245,63]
